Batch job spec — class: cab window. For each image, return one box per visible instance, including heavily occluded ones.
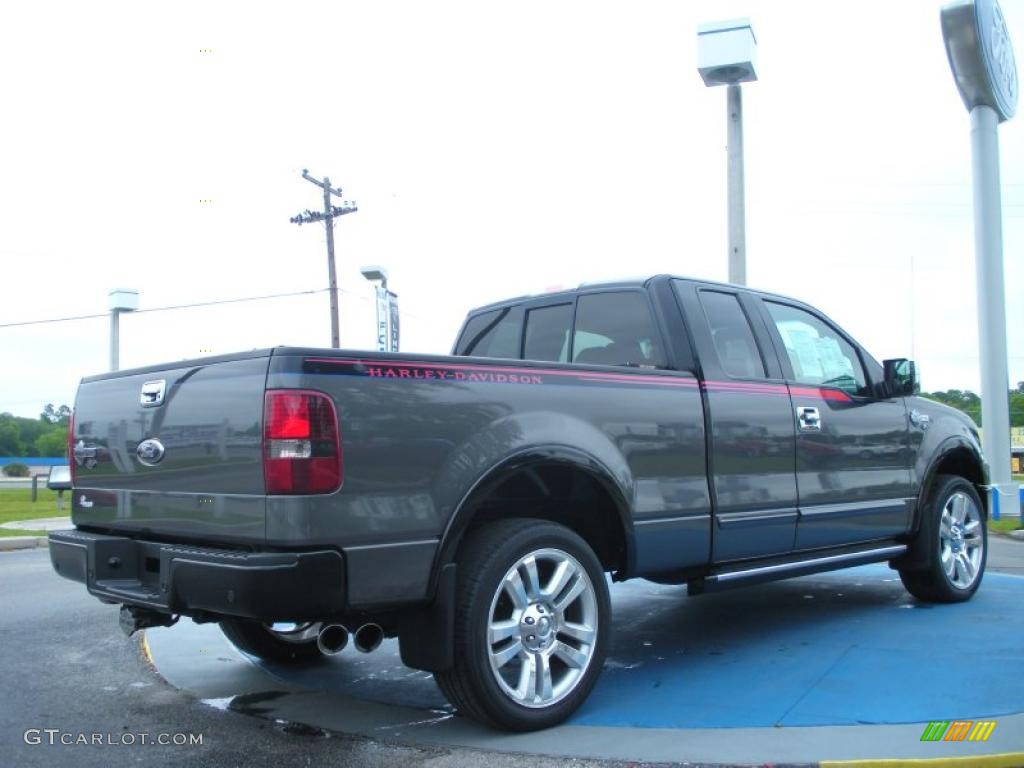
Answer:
[571,292,665,368]
[456,307,523,358]
[765,301,868,396]
[523,304,573,362]
[698,290,766,379]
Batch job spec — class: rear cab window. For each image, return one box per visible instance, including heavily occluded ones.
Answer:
[455,288,668,369]
[523,304,573,362]
[455,306,523,358]
[572,291,665,368]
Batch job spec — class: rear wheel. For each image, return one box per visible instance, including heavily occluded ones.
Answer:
[899,475,986,603]
[219,620,323,663]
[434,519,610,731]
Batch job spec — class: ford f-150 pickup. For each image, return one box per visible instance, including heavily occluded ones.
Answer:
[50,275,990,731]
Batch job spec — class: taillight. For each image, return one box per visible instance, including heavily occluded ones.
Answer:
[68,410,75,486]
[263,390,342,494]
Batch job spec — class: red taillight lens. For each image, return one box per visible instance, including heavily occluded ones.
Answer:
[68,410,75,486]
[264,390,342,494]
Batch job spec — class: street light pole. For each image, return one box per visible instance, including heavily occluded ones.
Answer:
[110,310,120,372]
[726,84,747,286]
[697,19,758,286]
[108,289,138,372]
[360,266,390,353]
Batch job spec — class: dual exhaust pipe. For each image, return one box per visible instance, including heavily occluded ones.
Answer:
[316,622,384,656]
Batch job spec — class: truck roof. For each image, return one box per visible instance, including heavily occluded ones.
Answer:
[466,274,800,315]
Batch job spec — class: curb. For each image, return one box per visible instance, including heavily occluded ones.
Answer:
[821,754,1024,767]
[0,536,49,552]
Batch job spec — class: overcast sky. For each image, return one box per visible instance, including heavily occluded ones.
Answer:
[1,0,1022,419]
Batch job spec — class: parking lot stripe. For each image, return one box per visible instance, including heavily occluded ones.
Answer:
[821,752,1024,768]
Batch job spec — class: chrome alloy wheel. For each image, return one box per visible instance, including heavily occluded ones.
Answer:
[486,548,598,708]
[939,491,984,589]
[265,622,321,644]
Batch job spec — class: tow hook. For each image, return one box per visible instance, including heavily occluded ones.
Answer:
[119,605,178,637]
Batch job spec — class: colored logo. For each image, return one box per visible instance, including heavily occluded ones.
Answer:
[920,720,996,742]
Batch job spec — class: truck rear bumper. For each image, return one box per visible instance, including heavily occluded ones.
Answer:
[49,529,346,621]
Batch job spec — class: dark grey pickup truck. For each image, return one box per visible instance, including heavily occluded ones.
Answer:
[51,275,989,730]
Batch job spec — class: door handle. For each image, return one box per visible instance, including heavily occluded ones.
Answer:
[797,406,821,431]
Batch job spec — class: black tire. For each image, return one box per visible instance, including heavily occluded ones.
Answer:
[220,619,323,663]
[434,519,611,731]
[899,475,987,603]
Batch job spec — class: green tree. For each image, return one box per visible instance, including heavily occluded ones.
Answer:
[922,386,1024,428]
[40,404,71,425]
[1011,387,1024,428]
[35,427,68,458]
[922,389,982,426]
[13,415,46,456]
[0,415,25,456]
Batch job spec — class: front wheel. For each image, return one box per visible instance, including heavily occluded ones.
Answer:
[220,619,323,663]
[899,475,987,603]
[434,519,610,731]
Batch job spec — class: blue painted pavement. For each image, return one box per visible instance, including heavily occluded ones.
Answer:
[250,564,1024,730]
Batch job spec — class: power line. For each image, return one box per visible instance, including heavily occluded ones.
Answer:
[0,285,427,330]
[0,288,330,329]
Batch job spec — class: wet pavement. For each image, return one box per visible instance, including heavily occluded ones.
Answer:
[0,547,650,768]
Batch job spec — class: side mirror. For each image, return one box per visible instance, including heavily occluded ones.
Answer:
[882,358,919,397]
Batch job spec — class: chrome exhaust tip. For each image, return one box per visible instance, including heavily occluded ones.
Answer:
[316,623,349,656]
[353,623,384,653]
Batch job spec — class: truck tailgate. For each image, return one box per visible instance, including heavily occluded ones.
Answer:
[71,354,269,544]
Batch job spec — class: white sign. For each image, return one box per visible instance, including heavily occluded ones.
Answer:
[375,287,388,353]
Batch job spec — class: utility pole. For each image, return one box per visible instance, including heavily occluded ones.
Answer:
[290,169,358,348]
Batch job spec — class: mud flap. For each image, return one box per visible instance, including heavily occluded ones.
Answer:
[398,563,455,672]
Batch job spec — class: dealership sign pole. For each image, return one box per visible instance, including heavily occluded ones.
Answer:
[941,0,1020,516]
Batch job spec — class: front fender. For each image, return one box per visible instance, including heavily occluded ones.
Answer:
[910,398,987,500]
[894,432,988,574]
[914,435,988,511]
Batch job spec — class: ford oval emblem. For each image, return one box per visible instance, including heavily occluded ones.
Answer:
[136,438,166,466]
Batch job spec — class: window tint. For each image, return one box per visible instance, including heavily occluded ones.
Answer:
[571,292,665,368]
[765,301,868,395]
[523,304,573,362]
[699,291,766,379]
[456,307,523,358]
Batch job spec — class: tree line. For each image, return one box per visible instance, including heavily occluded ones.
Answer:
[0,404,71,457]
[922,383,1024,428]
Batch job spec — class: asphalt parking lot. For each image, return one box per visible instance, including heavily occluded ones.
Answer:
[2,536,1022,768]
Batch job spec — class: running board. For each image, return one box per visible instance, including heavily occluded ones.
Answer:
[688,544,907,595]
